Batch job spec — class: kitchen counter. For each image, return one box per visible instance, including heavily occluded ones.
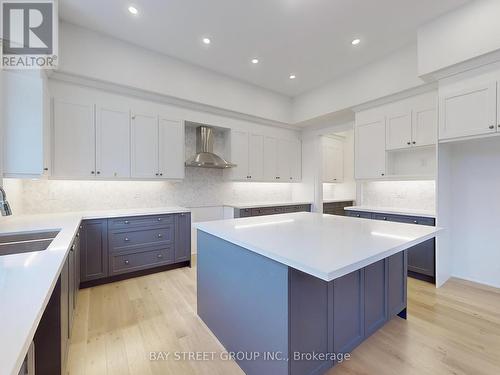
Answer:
[195,212,439,281]
[224,201,312,209]
[196,212,441,375]
[0,206,189,375]
[344,205,436,218]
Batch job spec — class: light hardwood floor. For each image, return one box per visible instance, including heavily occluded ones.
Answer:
[67,262,500,375]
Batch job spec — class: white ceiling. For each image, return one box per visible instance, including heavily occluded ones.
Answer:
[59,0,469,97]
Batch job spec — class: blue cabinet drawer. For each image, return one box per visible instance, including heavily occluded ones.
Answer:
[373,213,435,226]
[109,246,174,276]
[108,214,174,230]
[109,225,174,252]
[346,211,373,219]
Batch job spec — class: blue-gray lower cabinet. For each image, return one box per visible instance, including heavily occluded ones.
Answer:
[234,204,311,218]
[346,210,435,282]
[197,231,408,375]
[80,213,191,287]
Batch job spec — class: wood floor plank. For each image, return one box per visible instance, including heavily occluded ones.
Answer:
[67,263,500,375]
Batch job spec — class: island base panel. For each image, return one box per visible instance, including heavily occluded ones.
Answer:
[197,231,408,375]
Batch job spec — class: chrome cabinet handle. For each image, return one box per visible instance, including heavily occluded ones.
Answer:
[407,141,411,145]
[412,141,416,145]
[489,125,495,129]
[91,171,95,174]
[124,260,129,264]
[96,171,101,175]
[157,254,163,259]
[159,173,163,176]
[124,220,129,224]
[124,237,130,242]
[413,220,418,224]
[157,217,162,221]
[157,234,163,238]
[71,244,75,251]
[383,217,387,220]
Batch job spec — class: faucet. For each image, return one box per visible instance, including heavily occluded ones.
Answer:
[0,187,12,216]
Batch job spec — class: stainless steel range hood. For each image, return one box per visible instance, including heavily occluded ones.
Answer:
[185,126,236,169]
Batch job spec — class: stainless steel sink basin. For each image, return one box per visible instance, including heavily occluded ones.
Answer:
[0,230,60,256]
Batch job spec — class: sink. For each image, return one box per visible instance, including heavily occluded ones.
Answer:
[0,230,60,256]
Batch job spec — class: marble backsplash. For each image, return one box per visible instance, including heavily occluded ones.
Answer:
[360,180,436,211]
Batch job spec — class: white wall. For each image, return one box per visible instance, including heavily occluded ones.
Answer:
[292,44,425,124]
[418,0,500,76]
[58,22,292,124]
[444,137,500,288]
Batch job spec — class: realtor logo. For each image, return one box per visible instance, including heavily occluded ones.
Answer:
[1,0,58,69]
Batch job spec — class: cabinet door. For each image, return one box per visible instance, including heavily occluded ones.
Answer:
[68,246,75,336]
[290,139,302,182]
[355,119,386,179]
[95,105,131,178]
[248,134,264,181]
[131,112,158,178]
[229,130,249,180]
[263,136,278,181]
[364,260,387,336]
[439,82,497,140]
[323,137,343,182]
[387,252,407,317]
[175,213,191,262]
[386,111,412,150]
[53,99,96,178]
[2,71,44,175]
[277,139,291,181]
[60,257,69,371]
[412,106,437,147]
[159,117,185,179]
[80,219,108,282]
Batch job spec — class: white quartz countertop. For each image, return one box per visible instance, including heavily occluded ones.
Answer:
[195,212,440,282]
[0,206,189,375]
[224,201,313,209]
[344,206,436,218]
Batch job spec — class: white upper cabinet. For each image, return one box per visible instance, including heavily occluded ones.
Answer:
[53,99,96,178]
[159,117,185,180]
[228,132,301,182]
[263,136,278,181]
[290,139,302,182]
[248,134,264,181]
[131,112,159,178]
[386,111,412,150]
[95,105,130,178]
[439,82,497,140]
[277,139,291,181]
[355,118,386,179]
[228,130,250,180]
[412,106,437,147]
[322,137,344,183]
[2,71,49,177]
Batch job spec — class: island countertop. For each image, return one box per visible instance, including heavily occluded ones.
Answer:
[0,206,190,375]
[195,212,440,282]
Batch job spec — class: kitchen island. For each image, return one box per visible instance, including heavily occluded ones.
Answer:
[196,212,440,375]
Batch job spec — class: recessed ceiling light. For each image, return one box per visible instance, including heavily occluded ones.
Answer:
[289,74,296,80]
[128,6,138,15]
[251,58,259,64]
[202,37,211,45]
[351,38,361,46]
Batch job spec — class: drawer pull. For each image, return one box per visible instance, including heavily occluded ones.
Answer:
[124,237,130,242]
[383,217,387,220]
[157,217,162,221]
[157,254,163,259]
[124,260,129,265]
[356,214,360,217]
[413,220,418,224]
[124,220,130,224]
[157,234,163,238]
[71,244,75,251]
